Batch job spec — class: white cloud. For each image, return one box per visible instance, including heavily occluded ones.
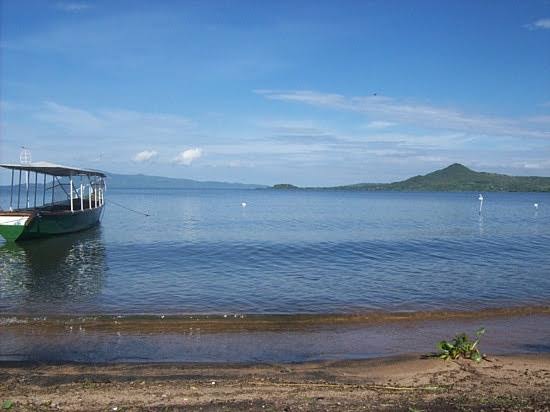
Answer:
[365,121,395,129]
[525,18,550,30]
[174,148,203,165]
[257,90,550,140]
[133,150,158,162]
[55,2,92,12]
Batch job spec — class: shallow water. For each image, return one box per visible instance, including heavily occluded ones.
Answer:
[1,190,549,315]
[2,314,550,362]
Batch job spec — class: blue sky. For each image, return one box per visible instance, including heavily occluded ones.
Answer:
[1,0,549,185]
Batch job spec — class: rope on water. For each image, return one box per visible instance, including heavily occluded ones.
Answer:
[106,199,150,217]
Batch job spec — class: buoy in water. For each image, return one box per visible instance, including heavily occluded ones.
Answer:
[478,194,484,214]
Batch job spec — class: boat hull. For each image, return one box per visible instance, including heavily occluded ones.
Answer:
[0,206,103,242]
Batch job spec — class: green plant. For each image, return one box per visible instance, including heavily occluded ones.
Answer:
[436,327,486,362]
[1,400,13,410]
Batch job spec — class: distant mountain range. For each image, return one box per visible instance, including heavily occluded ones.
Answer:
[273,164,550,192]
[2,164,549,192]
[0,173,266,190]
[106,173,267,190]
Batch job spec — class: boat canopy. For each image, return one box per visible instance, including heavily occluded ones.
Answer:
[1,161,106,213]
[0,162,106,178]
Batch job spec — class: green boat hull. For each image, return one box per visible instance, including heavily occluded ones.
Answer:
[0,206,104,242]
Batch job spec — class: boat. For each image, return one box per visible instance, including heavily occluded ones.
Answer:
[0,162,106,242]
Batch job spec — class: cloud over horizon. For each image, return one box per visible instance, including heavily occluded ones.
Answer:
[174,148,203,165]
[2,0,550,185]
[36,101,193,140]
[525,18,550,30]
[365,121,396,129]
[257,90,550,140]
[54,2,92,12]
[133,150,158,162]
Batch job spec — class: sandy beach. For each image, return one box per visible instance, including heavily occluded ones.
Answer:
[1,354,550,411]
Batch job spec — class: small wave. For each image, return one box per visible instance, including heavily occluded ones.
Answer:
[0,317,28,326]
[2,305,550,333]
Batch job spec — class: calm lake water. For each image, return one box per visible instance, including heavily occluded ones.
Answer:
[1,190,549,315]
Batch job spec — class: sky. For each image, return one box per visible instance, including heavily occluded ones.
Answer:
[1,0,549,186]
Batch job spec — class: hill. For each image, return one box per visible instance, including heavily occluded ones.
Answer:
[106,173,267,190]
[273,164,550,192]
[0,174,266,190]
[272,183,299,190]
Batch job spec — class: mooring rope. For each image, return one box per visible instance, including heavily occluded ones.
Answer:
[106,199,150,217]
[0,200,151,220]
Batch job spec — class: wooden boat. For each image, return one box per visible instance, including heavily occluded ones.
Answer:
[0,162,106,242]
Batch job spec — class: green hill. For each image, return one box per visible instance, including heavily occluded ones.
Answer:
[273,164,550,192]
[272,183,299,190]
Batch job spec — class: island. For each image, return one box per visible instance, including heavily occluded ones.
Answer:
[272,163,550,192]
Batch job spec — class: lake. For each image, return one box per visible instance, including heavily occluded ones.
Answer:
[1,189,549,316]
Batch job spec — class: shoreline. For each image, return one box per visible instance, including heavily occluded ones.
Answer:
[2,310,550,364]
[2,305,550,333]
[1,354,549,411]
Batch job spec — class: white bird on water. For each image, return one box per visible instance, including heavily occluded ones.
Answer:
[534,203,539,209]
[241,202,247,208]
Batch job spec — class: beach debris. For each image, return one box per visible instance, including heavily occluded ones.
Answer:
[211,381,216,385]
[112,407,118,411]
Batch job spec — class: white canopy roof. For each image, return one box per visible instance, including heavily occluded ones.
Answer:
[0,162,107,178]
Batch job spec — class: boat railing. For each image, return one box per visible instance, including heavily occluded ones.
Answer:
[1,164,106,214]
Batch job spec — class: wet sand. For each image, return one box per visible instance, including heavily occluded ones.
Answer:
[1,354,550,411]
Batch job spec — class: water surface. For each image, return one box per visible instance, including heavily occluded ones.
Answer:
[1,190,549,315]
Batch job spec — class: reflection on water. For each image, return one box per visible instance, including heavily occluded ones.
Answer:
[0,228,107,310]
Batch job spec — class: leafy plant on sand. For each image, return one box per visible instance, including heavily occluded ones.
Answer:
[2,400,14,410]
[435,327,486,362]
